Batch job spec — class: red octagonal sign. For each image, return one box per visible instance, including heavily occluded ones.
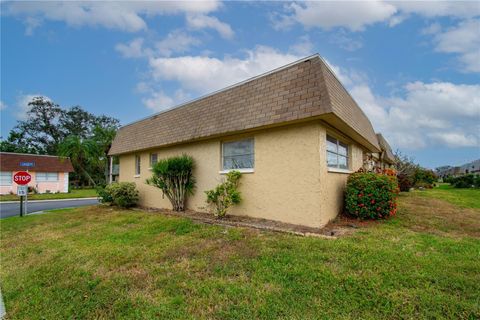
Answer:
[14,171,32,185]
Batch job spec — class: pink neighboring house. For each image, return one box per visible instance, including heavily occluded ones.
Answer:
[0,152,74,195]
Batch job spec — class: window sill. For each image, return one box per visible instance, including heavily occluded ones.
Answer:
[219,168,254,174]
[327,168,352,174]
[133,175,141,178]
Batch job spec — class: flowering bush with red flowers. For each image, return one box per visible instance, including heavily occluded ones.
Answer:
[345,172,399,220]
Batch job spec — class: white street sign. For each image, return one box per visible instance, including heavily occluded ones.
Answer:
[17,185,28,196]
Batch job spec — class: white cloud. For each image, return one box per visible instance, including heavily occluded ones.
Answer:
[428,132,479,148]
[348,80,480,149]
[393,1,480,19]
[421,22,441,35]
[155,30,201,57]
[329,30,363,51]
[15,94,51,120]
[276,1,397,31]
[148,46,301,94]
[142,90,191,112]
[115,38,148,59]
[289,35,314,56]
[5,1,221,33]
[274,1,480,32]
[186,14,234,39]
[0,101,6,111]
[431,19,480,73]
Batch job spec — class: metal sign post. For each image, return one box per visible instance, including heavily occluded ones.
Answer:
[17,186,28,217]
[14,172,31,218]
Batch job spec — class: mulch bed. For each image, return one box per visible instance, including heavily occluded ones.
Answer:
[138,207,371,239]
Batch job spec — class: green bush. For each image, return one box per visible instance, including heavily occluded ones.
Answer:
[345,172,399,220]
[205,170,242,218]
[146,154,195,211]
[413,168,437,187]
[96,185,113,204]
[101,182,139,208]
[450,174,480,188]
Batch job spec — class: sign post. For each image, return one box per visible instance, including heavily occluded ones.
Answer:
[14,172,32,217]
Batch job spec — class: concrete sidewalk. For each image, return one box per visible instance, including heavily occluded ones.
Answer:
[0,197,99,204]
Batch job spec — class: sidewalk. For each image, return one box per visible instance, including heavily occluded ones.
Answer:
[0,197,99,204]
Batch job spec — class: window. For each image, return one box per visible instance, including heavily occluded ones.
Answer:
[36,172,59,182]
[135,155,141,176]
[150,153,158,167]
[326,135,349,170]
[222,138,254,171]
[0,171,12,186]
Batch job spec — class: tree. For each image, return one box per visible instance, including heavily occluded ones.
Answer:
[146,155,196,211]
[393,149,418,176]
[58,136,100,187]
[1,96,120,186]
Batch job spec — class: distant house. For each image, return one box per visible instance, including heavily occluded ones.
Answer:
[0,152,74,195]
[436,159,480,178]
[109,55,394,228]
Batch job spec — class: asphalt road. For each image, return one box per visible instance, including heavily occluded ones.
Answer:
[0,198,99,219]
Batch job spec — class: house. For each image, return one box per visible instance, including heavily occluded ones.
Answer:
[436,159,480,178]
[375,133,395,170]
[109,54,393,228]
[0,152,74,195]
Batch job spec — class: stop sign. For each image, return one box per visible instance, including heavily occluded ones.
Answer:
[13,171,32,185]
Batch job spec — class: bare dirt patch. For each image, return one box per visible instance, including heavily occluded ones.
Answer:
[140,207,366,239]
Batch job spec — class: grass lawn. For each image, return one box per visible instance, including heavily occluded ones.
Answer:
[0,189,479,319]
[413,183,480,209]
[0,188,97,202]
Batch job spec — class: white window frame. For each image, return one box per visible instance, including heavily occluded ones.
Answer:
[220,138,255,174]
[0,171,12,186]
[36,172,59,182]
[149,153,158,169]
[326,135,351,173]
[134,155,141,177]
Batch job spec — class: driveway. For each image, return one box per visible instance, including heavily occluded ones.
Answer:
[0,198,99,219]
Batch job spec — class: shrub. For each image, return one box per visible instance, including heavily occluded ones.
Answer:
[345,172,399,220]
[450,174,480,188]
[96,185,113,204]
[146,155,195,211]
[205,170,242,218]
[413,168,437,187]
[397,173,413,192]
[101,182,139,208]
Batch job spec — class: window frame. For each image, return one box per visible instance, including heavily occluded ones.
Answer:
[326,135,350,172]
[134,154,141,177]
[149,153,158,169]
[0,171,12,186]
[36,172,59,182]
[220,138,255,174]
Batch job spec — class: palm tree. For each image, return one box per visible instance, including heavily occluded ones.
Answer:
[58,136,100,187]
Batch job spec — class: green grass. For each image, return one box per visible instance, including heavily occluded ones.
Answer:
[0,190,479,319]
[413,183,480,209]
[0,188,97,202]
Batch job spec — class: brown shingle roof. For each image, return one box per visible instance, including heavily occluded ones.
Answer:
[109,55,380,155]
[376,133,395,164]
[0,152,74,172]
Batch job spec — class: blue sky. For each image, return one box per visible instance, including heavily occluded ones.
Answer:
[1,1,479,169]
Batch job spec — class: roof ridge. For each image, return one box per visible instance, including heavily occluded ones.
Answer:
[119,54,321,129]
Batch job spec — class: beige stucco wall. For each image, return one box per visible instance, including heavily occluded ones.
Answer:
[118,121,364,228]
